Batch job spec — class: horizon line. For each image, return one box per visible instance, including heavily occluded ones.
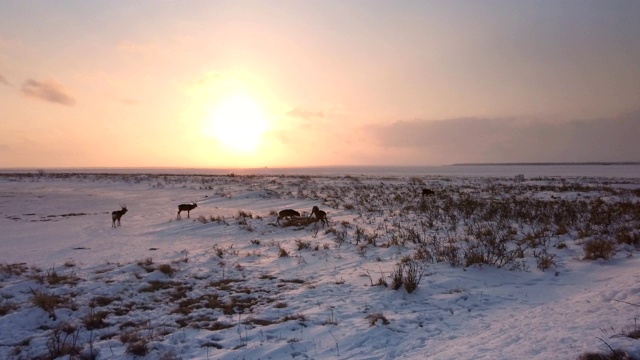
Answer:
[1,161,640,172]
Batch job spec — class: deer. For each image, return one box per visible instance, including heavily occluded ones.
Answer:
[177,202,198,219]
[310,206,328,227]
[111,205,127,228]
[276,209,300,225]
[422,188,435,196]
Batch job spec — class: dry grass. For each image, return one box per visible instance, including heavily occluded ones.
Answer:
[278,245,290,257]
[2,173,640,358]
[280,217,319,227]
[30,288,70,319]
[0,299,19,316]
[89,295,119,308]
[83,308,111,330]
[139,280,179,293]
[121,331,149,356]
[27,267,80,286]
[158,264,175,277]
[0,263,28,277]
[46,322,81,359]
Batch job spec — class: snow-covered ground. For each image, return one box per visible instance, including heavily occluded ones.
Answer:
[1,171,640,359]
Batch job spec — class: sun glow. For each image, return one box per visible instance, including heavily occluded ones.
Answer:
[204,93,269,153]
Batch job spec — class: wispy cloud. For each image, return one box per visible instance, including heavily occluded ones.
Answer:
[21,79,76,106]
[117,40,161,55]
[195,72,223,86]
[371,112,640,164]
[120,98,139,105]
[0,74,11,87]
[286,108,324,120]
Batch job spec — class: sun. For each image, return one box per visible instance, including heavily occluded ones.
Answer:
[204,93,269,153]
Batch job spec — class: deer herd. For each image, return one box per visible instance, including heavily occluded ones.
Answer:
[111,188,435,228]
[111,203,330,228]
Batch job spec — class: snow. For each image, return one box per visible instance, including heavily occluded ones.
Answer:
[1,169,640,359]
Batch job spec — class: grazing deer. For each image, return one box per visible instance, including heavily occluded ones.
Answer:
[177,202,198,219]
[310,206,328,227]
[111,205,127,228]
[277,209,300,225]
[422,188,435,196]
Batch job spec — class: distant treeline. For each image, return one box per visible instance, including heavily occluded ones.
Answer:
[451,162,640,166]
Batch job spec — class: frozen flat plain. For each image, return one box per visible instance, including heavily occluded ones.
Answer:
[1,167,640,359]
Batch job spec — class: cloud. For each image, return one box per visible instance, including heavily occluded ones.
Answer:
[371,112,640,164]
[286,108,324,120]
[120,98,139,105]
[196,72,223,86]
[21,79,76,106]
[0,74,11,87]
[117,40,161,56]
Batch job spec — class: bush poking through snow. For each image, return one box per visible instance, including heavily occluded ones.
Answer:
[121,331,149,356]
[577,338,635,360]
[295,239,312,251]
[138,257,155,272]
[390,260,425,293]
[158,264,175,277]
[28,267,80,286]
[583,237,616,260]
[46,322,82,359]
[615,227,640,246]
[30,288,69,319]
[391,263,404,290]
[323,307,338,325]
[278,245,290,257]
[403,260,425,293]
[0,298,19,316]
[83,307,110,330]
[0,263,28,277]
[534,249,557,271]
[196,215,208,224]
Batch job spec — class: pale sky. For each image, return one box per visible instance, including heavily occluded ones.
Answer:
[1,1,639,168]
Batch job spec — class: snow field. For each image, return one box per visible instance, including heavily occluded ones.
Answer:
[1,172,640,359]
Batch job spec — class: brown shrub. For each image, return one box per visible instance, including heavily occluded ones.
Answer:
[583,238,616,260]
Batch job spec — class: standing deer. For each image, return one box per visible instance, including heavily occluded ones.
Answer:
[177,202,198,219]
[111,205,127,227]
[310,206,328,227]
[276,209,300,225]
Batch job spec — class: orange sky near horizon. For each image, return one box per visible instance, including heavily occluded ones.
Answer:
[1,1,639,168]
